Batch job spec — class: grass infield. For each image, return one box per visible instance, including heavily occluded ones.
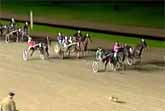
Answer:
[1,20,165,48]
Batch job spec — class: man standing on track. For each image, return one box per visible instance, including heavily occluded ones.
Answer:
[0,92,17,111]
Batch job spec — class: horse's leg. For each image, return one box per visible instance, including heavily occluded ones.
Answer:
[79,42,82,57]
[7,35,9,42]
[16,32,19,42]
[5,34,9,43]
[21,32,24,42]
[67,49,70,57]
[81,48,84,57]
[104,59,109,71]
[5,35,7,43]
[46,47,49,56]
[77,51,80,58]
[2,31,4,37]
[22,33,25,42]
[86,42,89,54]
[77,43,81,58]
[76,48,80,58]
[139,55,142,64]
[82,42,86,57]
[83,42,87,56]
[30,49,35,56]
[0,29,2,38]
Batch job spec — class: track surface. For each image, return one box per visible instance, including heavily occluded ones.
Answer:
[0,40,165,111]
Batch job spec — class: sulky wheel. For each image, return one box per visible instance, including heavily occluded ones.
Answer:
[126,57,133,66]
[39,48,48,60]
[59,50,64,59]
[23,49,29,61]
[54,44,61,54]
[54,44,64,59]
[40,54,46,60]
[117,52,124,64]
[92,61,99,73]
[113,62,121,71]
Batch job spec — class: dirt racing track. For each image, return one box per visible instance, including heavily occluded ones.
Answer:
[0,40,165,111]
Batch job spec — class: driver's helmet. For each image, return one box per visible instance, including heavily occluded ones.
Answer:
[10,24,13,27]
[58,32,61,36]
[25,22,28,25]
[97,47,102,51]
[78,30,81,34]
[141,38,145,42]
[69,36,72,39]
[28,37,32,42]
[115,41,119,46]
[86,33,89,37]
[11,18,15,22]
[4,25,7,28]
[18,28,21,32]
[124,43,128,48]
[64,36,68,40]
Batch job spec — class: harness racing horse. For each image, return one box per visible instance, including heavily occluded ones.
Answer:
[115,40,147,66]
[133,39,147,63]
[122,45,135,65]
[74,35,83,58]
[5,27,28,43]
[114,45,135,66]
[74,34,92,57]
[81,35,92,56]
[0,24,17,37]
[5,29,19,43]
[23,42,49,61]
[54,41,79,59]
[92,49,121,72]
[17,28,29,42]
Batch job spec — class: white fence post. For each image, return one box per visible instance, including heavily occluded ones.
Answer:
[30,10,33,30]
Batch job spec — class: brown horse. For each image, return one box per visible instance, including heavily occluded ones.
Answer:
[133,39,147,58]
[79,35,92,57]
[131,39,148,64]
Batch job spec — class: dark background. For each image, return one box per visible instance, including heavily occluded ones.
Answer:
[1,0,164,2]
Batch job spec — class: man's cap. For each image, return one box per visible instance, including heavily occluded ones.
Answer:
[8,92,15,96]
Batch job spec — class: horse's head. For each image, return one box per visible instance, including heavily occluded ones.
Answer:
[136,39,147,49]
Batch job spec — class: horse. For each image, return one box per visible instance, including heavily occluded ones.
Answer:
[74,34,92,57]
[120,39,147,65]
[133,39,147,63]
[71,35,83,58]
[134,39,147,57]
[96,49,121,71]
[65,42,80,58]
[81,35,92,55]
[23,39,49,61]
[5,27,28,43]
[17,28,29,42]
[118,39,147,65]
[5,29,19,43]
[29,42,49,57]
